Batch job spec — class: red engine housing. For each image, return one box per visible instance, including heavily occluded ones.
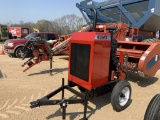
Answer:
[68,32,111,90]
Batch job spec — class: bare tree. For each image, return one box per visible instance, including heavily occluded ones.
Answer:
[6,14,84,35]
[36,20,52,32]
[53,14,85,35]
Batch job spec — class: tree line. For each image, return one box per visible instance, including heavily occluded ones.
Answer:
[6,14,85,35]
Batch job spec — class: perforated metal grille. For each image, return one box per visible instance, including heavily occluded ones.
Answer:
[70,43,90,82]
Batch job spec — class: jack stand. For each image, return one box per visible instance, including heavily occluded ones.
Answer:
[50,56,53,76]
[30,78,89,120]
[83,91,88,120]
[21,57,33,67]
[59,98,68,120]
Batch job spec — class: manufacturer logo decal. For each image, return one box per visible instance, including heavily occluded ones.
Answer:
[95,35,111,40]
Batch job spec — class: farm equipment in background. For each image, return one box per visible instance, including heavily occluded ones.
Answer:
[21,37,54,75]
[33,28,39,33]
[8,27,30,39]
[0,24,8,41]
[21,23,93,73]
[26,0,160,119]
[52,34,71,55]
[22,0,160,78]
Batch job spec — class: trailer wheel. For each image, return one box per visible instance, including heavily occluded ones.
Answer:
[144,94,160,120]
[111,80,131,112]
[15,47,25,58]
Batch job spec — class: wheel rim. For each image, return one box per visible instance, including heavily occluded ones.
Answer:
[119,87,130,106]
[17,49,24,58]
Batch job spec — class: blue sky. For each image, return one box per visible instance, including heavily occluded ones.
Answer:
[0,0,104,24]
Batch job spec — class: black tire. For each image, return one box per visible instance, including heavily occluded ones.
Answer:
[144,94,160,120]
[15,47,25,58]
[111,80,132,112]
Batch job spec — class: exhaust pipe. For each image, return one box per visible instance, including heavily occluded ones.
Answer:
[90,8,97,32]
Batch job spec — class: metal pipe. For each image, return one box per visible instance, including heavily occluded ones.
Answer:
[90,8,97,31]
[62,78,65,99]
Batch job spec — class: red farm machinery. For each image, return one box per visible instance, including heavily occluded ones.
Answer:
[21,0,160,119]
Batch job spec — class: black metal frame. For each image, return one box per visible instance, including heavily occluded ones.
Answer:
[30,78,89,120]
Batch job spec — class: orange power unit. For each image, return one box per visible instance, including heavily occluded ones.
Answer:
[68,32,111,90]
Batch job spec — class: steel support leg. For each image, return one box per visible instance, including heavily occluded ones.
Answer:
[83,91,88,120]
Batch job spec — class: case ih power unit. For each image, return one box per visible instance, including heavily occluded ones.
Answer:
[30,28,131,120]
[69,32,111,90]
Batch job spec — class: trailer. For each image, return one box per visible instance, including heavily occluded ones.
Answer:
[8,27,30,39]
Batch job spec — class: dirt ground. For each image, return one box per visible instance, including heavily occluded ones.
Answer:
[0,54,160,120]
